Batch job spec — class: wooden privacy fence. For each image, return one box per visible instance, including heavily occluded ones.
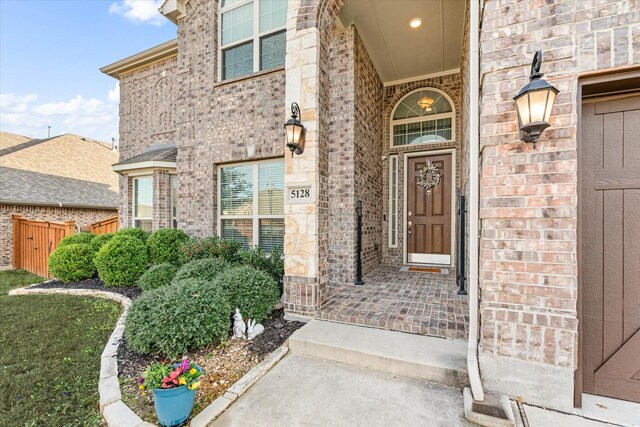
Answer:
[12,215,76,278]
[90,216,119,235]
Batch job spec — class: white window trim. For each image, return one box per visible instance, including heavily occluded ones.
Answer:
[218,0,287,81]
[389,87,456,148]
[388,154,398,248]
[170,174,177,228]
[132,175,153,229]
[217,158,284,249]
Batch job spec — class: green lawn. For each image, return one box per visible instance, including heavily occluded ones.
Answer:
[0,270,121,427]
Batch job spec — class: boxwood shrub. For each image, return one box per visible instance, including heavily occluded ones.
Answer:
[57,232,95,248]
[137,263,177,291]
[125,278,233,358]
[179,236,241,264]
[89,232,115,253]
[214,265,280,322]
[94,235,148,287]
[238,246,284,290]
[172,257,228,284]
[48,243,96,282]
[116,228,149,242]
[147,228,190,266]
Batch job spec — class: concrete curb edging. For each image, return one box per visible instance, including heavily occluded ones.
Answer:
[10,284,290,427]
[8,285,154,427]
[190,344,289,427]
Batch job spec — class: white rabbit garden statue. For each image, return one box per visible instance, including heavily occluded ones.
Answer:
[246,319,264,340]
[232,308,246,339]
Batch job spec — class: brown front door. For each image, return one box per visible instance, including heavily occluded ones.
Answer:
[407,153,452,264]
[581,93,640,403]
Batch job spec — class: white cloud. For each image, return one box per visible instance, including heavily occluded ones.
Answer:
[0,88,119,142]
[109,0,165,26]
[0,93,38,113]
[108,82,120,102]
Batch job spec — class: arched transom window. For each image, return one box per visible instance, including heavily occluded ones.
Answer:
[391,88,455,146]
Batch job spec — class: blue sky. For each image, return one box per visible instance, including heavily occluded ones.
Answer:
[0,0,176,142]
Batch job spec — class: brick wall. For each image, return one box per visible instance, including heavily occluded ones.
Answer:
[118,55,178,229]
[0,205,116,269]
[478,0,640,411]
[326,26,384,286]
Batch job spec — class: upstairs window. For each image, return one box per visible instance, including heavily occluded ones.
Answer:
[220,0,287,80]
[218,159,284,251]
[391,88,455,146]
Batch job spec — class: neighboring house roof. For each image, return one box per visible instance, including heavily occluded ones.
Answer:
[112,146,177,173]
[0,132,120,209]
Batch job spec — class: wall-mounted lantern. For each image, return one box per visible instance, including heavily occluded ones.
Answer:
[513,51,559,148]
[284,102,305,157]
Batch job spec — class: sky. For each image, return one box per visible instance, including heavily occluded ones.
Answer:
[0,0,177,143]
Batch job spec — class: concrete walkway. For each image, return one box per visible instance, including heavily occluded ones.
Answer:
[212,354,471,427]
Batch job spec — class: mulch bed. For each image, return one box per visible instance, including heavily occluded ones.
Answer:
[118,309,304,423]
[31,277,143,300]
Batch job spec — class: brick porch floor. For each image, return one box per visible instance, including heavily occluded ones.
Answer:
[317,265,469,340]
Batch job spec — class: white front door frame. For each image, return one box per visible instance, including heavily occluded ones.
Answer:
[403,148,456,267]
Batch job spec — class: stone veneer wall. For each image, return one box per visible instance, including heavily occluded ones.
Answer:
[0,205,117,269]
[478,0,640,411]
[381,73,462,267]
[326,26,383,286]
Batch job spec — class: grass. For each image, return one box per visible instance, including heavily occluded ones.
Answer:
[0,270,121,427]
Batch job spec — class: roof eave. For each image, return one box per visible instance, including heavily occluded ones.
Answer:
[100,39,178,79]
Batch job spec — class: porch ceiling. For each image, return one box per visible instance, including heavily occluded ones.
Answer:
[338,0,465,84]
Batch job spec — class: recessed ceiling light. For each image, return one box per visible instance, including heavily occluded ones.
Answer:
[409,18,422,28]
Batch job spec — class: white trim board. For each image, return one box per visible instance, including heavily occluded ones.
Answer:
[402,148,456,267]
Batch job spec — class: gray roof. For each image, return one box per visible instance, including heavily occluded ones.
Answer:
[113,147,177,166]
[0,132,119,209]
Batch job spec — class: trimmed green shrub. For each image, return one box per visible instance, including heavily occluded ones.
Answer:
[57,233,95,248]
[89,232,115,253]
[239,246,284,290]
[172,257,228,284]
[94,235,148,287]
[48,243,96,282]
[179,236,241,264]
[137,263,178,291]
[147,228,190,266]
[125,278,233,358]
[116,227,149,242]
[214,265,280,322]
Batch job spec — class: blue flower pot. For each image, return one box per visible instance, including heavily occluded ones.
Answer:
[153,385,196,426]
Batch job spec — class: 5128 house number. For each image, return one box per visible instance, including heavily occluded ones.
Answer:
[286,185,314,204]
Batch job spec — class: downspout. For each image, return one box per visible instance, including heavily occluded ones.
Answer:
[467,0,485,402]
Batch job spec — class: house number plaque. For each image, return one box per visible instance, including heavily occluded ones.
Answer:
[286,185,314,204]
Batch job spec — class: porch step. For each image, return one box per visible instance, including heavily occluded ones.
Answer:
[288,320,469,389]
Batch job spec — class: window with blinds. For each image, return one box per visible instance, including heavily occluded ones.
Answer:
[219,159,284,252]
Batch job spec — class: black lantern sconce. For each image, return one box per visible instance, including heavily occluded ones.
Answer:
[284,102,306,157]
[513,51,559,148]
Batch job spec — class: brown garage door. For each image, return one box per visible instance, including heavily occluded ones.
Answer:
[581,93,640,403]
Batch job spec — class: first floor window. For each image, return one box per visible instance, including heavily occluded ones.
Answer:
[133,176,153,232]
[219,159,284,251]
[170,175,178,228]
[220,0,287,80]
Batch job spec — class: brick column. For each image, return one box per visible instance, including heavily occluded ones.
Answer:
[120,175,132,229]
[152,170,172,230]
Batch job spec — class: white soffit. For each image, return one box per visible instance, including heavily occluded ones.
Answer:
[338,0,465,84]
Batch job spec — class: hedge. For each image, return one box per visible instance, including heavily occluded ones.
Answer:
[147,228,190,266]
[172,257,228,285]
[94,235,148,287]
[57,233,95,249]
[137,263,177,291]
[48,243,96,282]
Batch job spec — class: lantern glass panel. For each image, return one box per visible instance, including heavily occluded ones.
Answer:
[544,90,556,123]
[529,90,549,123]
[286,123,302,145]
[516,95,531,126]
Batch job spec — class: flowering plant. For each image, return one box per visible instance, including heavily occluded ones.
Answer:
[139,358,202,393]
